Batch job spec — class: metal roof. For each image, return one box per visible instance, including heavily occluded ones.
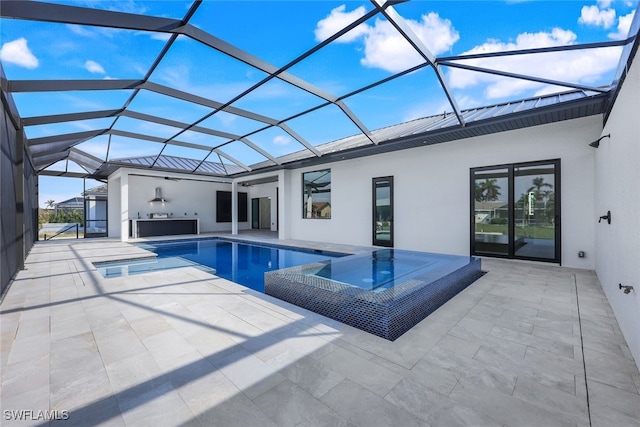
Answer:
[1,1,639,179]
[246,89,608,173]
[97,154,245,177]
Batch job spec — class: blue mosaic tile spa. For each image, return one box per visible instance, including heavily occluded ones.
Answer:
[265,249,483,341]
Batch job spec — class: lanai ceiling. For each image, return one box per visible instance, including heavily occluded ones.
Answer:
[1,0,638,179]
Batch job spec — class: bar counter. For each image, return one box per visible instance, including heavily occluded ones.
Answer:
[130,218,199,238]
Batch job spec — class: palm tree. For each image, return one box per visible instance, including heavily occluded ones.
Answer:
[545,192,556,225]
[527,177,553,203]
[474,179,502,202]
[474,181,485,202]
[45,199,55,209]
[475,178,503,230]
[526,177,553,223]
[484,178,502,201]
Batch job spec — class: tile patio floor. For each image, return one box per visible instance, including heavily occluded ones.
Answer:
[1,236,639,426]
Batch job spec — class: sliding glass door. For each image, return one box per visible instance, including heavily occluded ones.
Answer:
[471,160,560,263]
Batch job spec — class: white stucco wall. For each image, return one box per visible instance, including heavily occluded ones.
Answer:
[286,115,601,269]
[107,175,121,238]
[107,169,250,238]
[596,51,640,369]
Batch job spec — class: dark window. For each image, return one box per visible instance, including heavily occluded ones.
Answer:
[216,191,248,222]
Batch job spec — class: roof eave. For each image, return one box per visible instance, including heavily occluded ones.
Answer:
[233,92,607,178]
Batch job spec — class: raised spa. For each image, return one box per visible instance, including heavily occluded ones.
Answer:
[265,249,482,341]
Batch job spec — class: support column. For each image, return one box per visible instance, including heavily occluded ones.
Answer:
[278,170,287,240]
[121,172,129,241]
[231,180,238,235]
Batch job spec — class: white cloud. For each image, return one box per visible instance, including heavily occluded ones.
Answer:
[135,30,174,42]
[579,4,616,28]
[67,24,96,38]
[0,38,39,69]
[157,64,191,88]
[452,95,483,111]
[85,60,106,74]
[59,93,109,110]
[315,5,368,43]
[402,98,453,122]
[104,0,148,15]
[66,22,123,39]
[315,6,459,74]
[598,0,613,8]
[273,135,292,146]
[71,122,96,132]
[150,32,172,42]
[609,10,636,39]
[448,28,621,99]
[533,84,573,98]
[360,13,459,73]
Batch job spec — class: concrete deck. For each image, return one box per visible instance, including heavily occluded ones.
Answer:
[1,236,639,426]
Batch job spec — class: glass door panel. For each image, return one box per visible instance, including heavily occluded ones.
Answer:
[514,164,557,260]
[251,198,260,229]
[373,177,393,247]
[84,198,107,238]
[473,168,510,256]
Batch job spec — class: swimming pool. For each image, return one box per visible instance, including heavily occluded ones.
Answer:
[95,238,482,340]
[95,238,345,292]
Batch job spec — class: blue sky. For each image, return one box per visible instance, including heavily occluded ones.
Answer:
[0,0,637,207]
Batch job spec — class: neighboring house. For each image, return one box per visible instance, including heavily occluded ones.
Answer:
[54,197,83,215]
[52,185,108,233]
[312,202,331,218]
[82,183,108,199]
[474,201,508,223]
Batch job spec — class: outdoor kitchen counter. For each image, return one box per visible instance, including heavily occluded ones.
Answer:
[130,218,200,238]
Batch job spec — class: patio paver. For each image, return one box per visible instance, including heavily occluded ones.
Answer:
[1,237,639,426]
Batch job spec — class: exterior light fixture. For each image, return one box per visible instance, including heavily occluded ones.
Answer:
[589,133,610,148]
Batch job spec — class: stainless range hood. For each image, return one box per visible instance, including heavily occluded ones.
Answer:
[149,187,167,203]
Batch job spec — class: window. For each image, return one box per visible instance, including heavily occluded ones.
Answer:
[216,191,248,222]
[302,169,331,219]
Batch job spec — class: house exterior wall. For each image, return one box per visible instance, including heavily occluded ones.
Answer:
[107,169,251,239]
[596,49,640,369]
[285,115,601,270]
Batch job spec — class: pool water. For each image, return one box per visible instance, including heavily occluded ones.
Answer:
[96,256,216,278]
[312,249,438,291]
[96,238,345,292]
